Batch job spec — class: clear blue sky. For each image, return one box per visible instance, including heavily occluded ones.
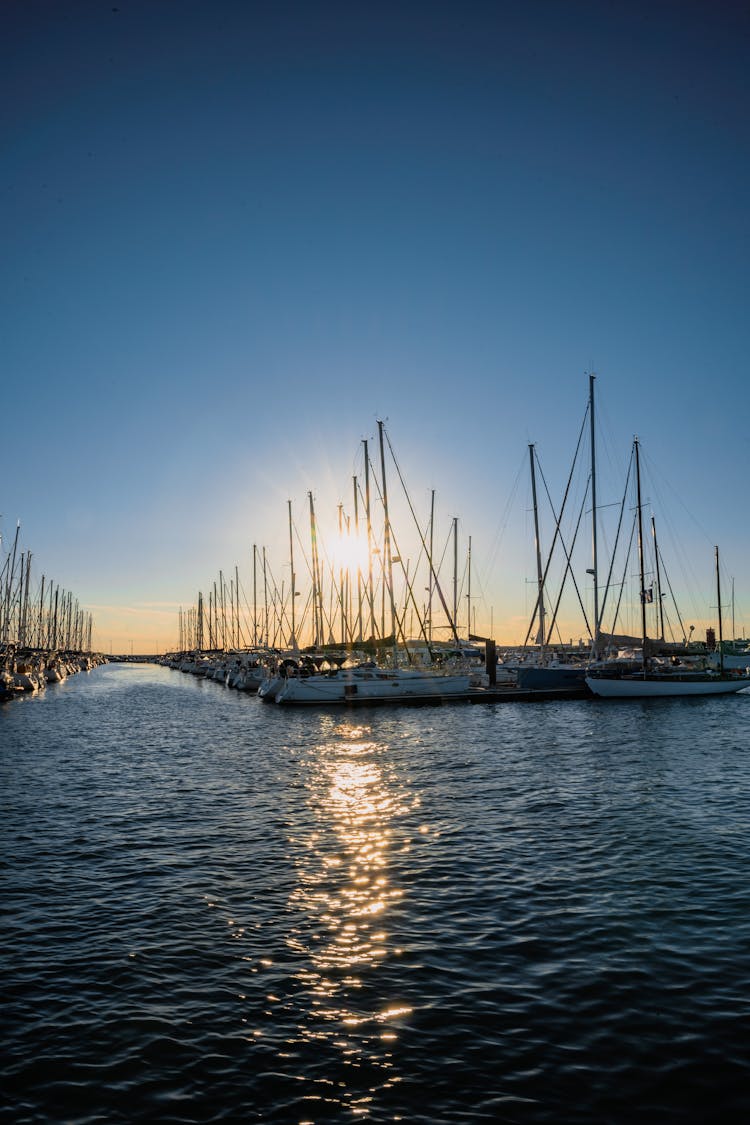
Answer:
[3,0,748,651]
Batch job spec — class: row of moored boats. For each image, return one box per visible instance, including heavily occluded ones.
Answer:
[160,647,487,705]
[1,648,108,700]
[158,639,750,703]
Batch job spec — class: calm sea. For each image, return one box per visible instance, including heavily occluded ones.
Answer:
[2,663,749,1124]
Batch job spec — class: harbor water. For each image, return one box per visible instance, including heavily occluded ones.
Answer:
[2,663,750,1123]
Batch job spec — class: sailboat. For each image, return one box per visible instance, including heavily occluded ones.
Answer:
[272,421,478,705]
[585,438,750,698]
[507,374,599,693]
[274,660,473,705]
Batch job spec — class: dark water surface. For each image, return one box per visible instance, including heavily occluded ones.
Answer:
[2,663,750,1123]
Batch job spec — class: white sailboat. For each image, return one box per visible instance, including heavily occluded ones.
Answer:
[274,661,473,705]
[586,439,750,699]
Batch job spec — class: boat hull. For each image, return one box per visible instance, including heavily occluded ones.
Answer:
[258,675,286,701]
[515,665,587,690]
[275,669,472,704]
[585,674,750,698]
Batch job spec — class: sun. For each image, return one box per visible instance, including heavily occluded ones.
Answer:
[332,529,371,575]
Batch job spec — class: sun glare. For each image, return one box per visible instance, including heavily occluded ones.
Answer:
[332,530,371,575]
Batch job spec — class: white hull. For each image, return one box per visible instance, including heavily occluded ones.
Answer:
[586,674,750,698]
[258,675,286,701]
[275,667,472,704]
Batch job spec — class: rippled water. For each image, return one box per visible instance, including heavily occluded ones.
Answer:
[2,663,750,1123]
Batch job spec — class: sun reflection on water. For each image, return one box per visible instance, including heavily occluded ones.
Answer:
[284,720,413,1096]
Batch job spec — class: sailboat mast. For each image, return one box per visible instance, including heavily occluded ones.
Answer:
[467,534,472,645]
[288,500,296,648]
[20,552,31,647]
[428,489,435,644]
[262,549,268,648]
[197,591,204,651]
[716,545,724,674]
[3,521,20,644]
[38,571,45,652]
[634,438,648,674]
[529,444,546,654]
[252,546,257,646]
[452,517,458,635]
[651,516,665,641]
[219,570,226,649]
[378,420,397,643]
[338,502,346,644]
[308,491,322,648]
[363,439,375,640]
[589,373,600,654]
[235,565,240,648]
[353,475,363,643]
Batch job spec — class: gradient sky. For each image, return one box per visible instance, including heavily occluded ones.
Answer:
[3,0,749,652]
